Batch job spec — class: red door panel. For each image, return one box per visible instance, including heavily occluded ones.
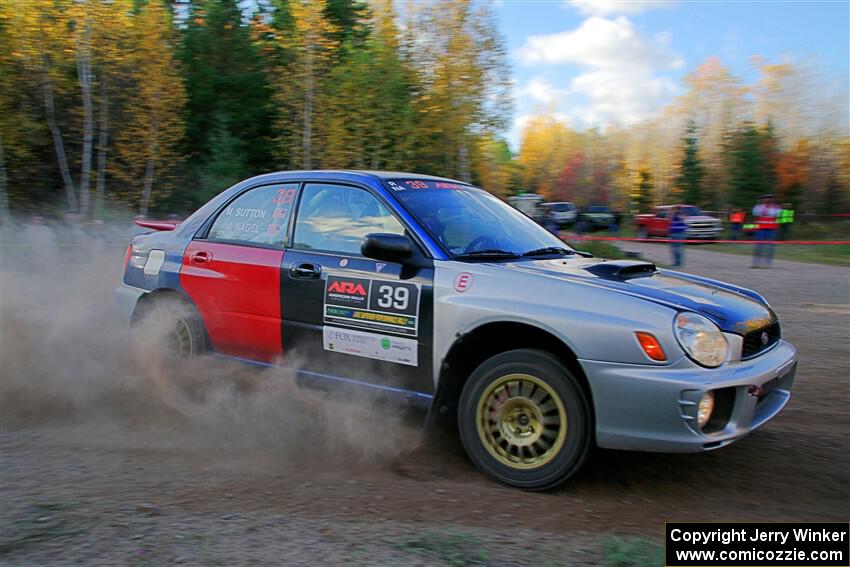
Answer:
[180,241,283,362]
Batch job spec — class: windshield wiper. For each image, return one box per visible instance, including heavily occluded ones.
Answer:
[453,249,522,260]
[521,246,575,257]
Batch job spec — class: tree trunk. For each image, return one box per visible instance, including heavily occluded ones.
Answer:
[303,45,314,169]
[95,81,109,220]
[458,139,470,183]
[139,120,158,217]
[77,25,94,218]
[0,132,9,227]
[42,63,77,213]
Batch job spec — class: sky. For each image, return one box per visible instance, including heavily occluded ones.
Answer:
[495,0,850,150]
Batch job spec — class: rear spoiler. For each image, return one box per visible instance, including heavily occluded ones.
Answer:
[135,219,181,231]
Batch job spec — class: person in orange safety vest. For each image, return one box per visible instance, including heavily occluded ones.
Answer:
[729,208,745,240]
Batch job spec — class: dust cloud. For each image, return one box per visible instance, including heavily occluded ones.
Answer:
[0,218,420,469]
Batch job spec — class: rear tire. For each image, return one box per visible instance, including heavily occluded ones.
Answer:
[132,294,207,357]
[458,349,592,490]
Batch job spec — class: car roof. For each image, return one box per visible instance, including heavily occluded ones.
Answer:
[259,170,472,185]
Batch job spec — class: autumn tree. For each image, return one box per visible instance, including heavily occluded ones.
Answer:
[516,113,577,199]
[404,0,511,181]
[319,0,416,170]
[5,0,79,211]
[474,135,515,197]
[282,0,339,169]
[632,166,654,214]
[115,0,186,215]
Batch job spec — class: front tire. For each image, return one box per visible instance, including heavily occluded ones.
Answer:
[458,349,591,490]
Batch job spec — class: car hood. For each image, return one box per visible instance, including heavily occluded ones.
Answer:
[508,258,776,335]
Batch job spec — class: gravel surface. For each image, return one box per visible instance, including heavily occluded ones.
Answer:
[2,241,848,566]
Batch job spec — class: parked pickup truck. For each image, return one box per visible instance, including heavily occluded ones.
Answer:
[635,205,722,239]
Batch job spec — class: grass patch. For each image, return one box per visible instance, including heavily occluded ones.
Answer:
[397,530,489,566]
[698,242,850,266]
[602,536,664,567]
[567,239,632,260]
[0,502,86,555]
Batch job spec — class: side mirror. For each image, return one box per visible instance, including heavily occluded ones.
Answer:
[361,233,413,264]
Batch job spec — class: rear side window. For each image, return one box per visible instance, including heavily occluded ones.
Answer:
[208,183,299,247]
[293,183,404,255]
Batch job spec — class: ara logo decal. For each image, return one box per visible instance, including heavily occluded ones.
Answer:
[375,262,386,273]
[328,281,367,296]
[454,272,473,292]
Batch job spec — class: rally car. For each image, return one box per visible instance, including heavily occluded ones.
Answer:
[116,171,797,489]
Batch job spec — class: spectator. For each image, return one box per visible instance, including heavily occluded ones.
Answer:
[778,202,795,240]
[575,207,587,235]
[610,209,621,235]
[752,195,780,268]
[542,207,559,235]
[729,208,745,240]
[669,205,687,268]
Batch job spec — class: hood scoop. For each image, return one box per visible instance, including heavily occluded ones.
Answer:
[584,260,657,281]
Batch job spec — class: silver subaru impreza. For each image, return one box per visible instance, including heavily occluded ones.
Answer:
[116,171,797,490]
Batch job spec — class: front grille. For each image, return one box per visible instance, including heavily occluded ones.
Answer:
[742,321,781,359]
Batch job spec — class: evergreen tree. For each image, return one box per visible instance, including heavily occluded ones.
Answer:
[675,122,705,205]
[181,0,275,202]
[727,122,773,208]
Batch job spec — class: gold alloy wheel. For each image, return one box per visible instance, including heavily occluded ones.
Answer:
[170,318,194,357]
[475,373,567,469]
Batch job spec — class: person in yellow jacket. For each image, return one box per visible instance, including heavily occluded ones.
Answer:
[778,203,795,240]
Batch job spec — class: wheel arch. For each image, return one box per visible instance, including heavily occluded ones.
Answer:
[131,287,203,326]
[427,321,594,432]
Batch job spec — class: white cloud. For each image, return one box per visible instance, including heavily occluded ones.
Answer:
[517,76,568,105]
[518,16,682,70]
[566,0,674,17]
[516,15,682,128]
[568,68,678,125]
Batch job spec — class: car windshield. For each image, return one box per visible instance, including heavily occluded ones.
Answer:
[586,206,609,213]
[387,180,573,259]
[550,203,572,212]
[683,206,702,216]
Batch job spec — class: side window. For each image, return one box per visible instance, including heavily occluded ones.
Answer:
[208,183,298,247]
[657,208,667,219]
[293,183,405,255]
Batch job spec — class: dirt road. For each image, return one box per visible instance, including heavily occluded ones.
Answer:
[1,238,848,565]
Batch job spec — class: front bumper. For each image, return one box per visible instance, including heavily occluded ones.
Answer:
[579,339,797,452]
[686,227,722,238]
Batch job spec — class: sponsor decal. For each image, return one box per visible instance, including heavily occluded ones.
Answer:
[339,258,349,268]
[454,272,472,292]
[323,326,418,366]
[324,276,421,336]
[375,262,386,273]
[325,276,370,309]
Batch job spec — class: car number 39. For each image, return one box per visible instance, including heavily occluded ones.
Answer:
[376,284,409,310]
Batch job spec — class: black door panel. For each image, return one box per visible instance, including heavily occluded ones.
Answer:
[281,250,434,397]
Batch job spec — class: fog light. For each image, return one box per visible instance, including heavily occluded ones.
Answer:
[697,391,715,428]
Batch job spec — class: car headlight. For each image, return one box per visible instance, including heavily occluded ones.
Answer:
[673,312,728,367]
